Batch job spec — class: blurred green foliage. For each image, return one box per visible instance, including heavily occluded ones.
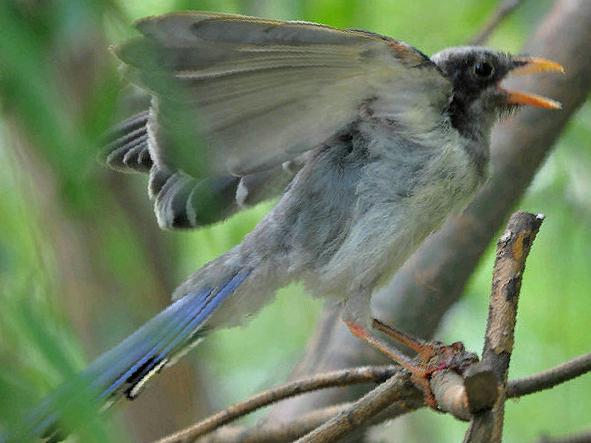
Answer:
[0,1,589,442]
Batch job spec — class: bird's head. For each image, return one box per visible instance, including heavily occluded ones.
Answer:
[431,47,564,138]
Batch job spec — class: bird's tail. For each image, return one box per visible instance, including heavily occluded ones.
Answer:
[4,269,250,442]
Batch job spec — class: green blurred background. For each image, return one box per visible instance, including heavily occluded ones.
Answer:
[0,0,589,442]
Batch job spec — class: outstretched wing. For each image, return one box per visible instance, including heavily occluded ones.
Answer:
[102,108,305,229]
[114,12,451,178]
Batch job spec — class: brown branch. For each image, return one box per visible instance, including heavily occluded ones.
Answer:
[430,370,473,421]
[184,346,591,443]
[195,404,351,443]
[277,264,514,443]
[470,0,525,45]
[536,429,591,443]
[162,346,589,442]
[507,352,591,398]
[202,392,526,443]
[170,349,591,442]
[155,366,400,443]
[182,351,496,443]
[464,212,544,443]
[159,358,500,442]
[198,395,434,443]
[294,372,414,443]
[430,364,498,422]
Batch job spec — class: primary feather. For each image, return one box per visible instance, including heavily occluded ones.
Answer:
[114,12,451,178]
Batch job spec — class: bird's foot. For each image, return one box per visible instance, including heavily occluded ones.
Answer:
[345,319,478,409]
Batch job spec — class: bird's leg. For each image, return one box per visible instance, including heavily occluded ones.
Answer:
[372,319,465,366]
[344,320,436,407]
[344,320,423,373]
[345,319,476,409]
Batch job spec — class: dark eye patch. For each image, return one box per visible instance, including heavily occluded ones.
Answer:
[473,62,494,78]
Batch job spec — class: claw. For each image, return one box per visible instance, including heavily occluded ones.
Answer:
[345,318,478,410]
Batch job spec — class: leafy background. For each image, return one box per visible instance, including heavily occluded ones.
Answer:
[0,0,589,442]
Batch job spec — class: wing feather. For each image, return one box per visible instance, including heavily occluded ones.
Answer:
[114,12,451,177]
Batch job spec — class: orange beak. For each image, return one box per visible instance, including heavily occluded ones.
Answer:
[502,57,565,110]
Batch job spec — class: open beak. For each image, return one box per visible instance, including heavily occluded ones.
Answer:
[501,57,565,110]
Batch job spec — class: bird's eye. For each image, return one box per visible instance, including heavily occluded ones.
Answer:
[473,62,494,78]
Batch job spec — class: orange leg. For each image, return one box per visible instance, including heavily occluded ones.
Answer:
[345,319,474,409]
[345,320,426,376]
[371,319,460,365]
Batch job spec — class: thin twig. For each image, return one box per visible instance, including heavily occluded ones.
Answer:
[161,348,591,443]
[507,352,591,398]
[295,357,497,443]
[178,349,591,440]
[195,404,351,443]
[464,212,545,443]
[195,393,432,443]
[154,366,399,443]
[536,429,591,443]
[470,0,524,45]
[295,372,414,443]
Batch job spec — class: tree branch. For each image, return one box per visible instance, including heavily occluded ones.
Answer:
[193,392,432,443]
[507,352,591,398]
[469,0,525,45]
[196,404,351,443]
[430,364,498,422]
[154,366,400,443]
[190,349,591,442]
[294,372,415,443]
[464,212,544,443]
[294,355,499,443]
[536,429,591,443]
[158,344,590,442]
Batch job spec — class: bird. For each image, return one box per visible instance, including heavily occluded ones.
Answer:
[7,11,564,442]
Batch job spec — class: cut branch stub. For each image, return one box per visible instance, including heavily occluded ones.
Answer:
[465,211,545,443]
[484,212,544,372]
[430,353,498,420]
[463,362,499,414]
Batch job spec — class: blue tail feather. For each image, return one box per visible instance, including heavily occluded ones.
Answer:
[4,270,250,442]
[94,286,214,400]
[95,269,249,400]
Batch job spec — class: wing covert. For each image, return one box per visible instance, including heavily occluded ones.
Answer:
[114,12,451,178]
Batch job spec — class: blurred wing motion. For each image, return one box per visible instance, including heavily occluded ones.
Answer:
[105,12,451,228]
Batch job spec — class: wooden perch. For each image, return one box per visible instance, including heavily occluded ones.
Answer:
[464,212,544,443]
[155,366,400,443]
[507,352,591,398]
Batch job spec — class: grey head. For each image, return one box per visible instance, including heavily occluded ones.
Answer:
[431,46,563,140]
